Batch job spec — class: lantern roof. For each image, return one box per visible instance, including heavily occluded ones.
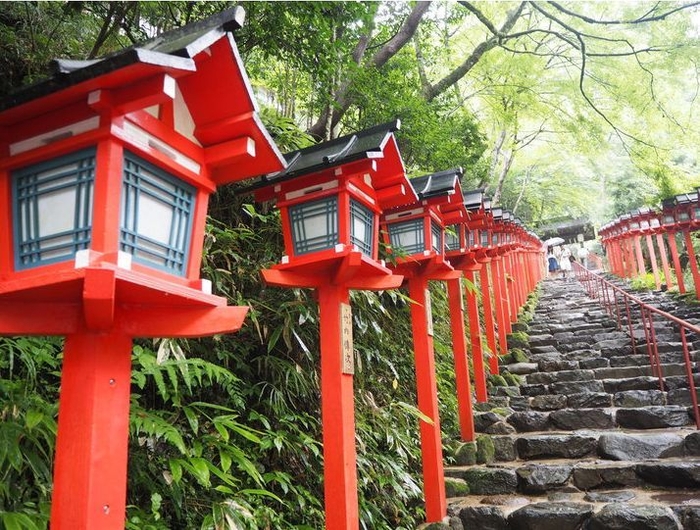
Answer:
[463,188,485,211]
[661,198,676,211]
[0,6,285,182]
[410,167,463,200]
[675,191,698,206]
[241,119,414,209]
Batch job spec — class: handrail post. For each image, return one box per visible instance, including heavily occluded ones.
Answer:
[679,327,700,429]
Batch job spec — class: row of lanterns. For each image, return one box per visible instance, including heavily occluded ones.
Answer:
[0,8,543,530]
[599,189,700,297]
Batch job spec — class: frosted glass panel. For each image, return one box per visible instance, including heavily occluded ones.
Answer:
[120,151,194,275]
[12,148,95,269]
[38,188,76,237]
[349,199,374,256]
[290,197,338,255]
[388,219,423,255]
[137,193,173,243]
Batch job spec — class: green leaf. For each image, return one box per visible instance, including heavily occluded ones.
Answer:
[24,410,43,430]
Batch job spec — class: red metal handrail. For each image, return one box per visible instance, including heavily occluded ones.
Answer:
[573,261,700,429]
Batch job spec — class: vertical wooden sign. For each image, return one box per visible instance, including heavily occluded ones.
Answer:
[340,302,354,374]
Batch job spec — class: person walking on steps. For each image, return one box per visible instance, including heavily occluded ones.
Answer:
[547,248,559,278]
[560,246,573,279]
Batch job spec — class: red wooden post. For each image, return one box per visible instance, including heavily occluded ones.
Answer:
[634,235,646,276]
[667,231,686,293]
[463,266,488,402]
[655,232,673,290]
[498,255,513,331]
[505,250,526,322]
[645,234,661,289]
[624,237,637,278]
[51,331,132,529]
[478,257,499,374]
[683,230,700,300]
[447,278,475,442]
[490,257,509,357]
[318,284,359,529]
[408,277,447,521]
[0,11,284,530]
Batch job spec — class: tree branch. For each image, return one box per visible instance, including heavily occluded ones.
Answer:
[424,2,526,101]
[307,1,430,138]
[547,0,700,25]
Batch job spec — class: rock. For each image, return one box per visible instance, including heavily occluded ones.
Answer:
[530,394,567,411]
[520,384,549,397]
[481,495,530,507]
[484,421,517,435]
[672,506,700,530]
[526,372,558,385]
[636,462,700,488]
[492,436,517,462]
[537,359,578,372]
[492,386,521,397]
[567,392,612,408]
[474,412,503,432]
[516,463,573,493]
[603,376,660,393]
[550,408,614,430]
[454,442,477,465]
[572,462,641,490]
[684,431,700,456]
[445,477,470,497]
[508,502,593,530]
[550,380,605,394]
[615,406,691,429]
[613,389,666,407]
[584,490,636,502]
[458,505,508,530]
[507,411,552,432]
[586,504,681,530]
[447,516,464,530]
[516,434,597,460]
[579,357,609,369]
[509,397,531,411]
[595,338,632,357]
[461,467,517,495]
[476,435,496,464]
[505,362,539,375]
[598,432,684,460]
[551,369,595,382]
[418,522,451,530]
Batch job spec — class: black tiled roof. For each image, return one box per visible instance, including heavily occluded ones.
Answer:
[408,167,462,200]
[0,6,245,112]
[238,120,401,193]
[463,188,485,211]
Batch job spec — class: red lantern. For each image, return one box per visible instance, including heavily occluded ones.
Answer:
[240,120,414,530]
[0,9,285,529]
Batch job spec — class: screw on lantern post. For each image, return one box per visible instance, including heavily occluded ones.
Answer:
[0,9,287,529]
[238,120,413,530]
[381,168,466,523]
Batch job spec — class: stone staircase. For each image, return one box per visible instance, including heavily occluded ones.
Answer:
[443,278,700,530]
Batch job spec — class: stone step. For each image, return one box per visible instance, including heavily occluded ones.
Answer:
[522,364,691,385]
[448,492,700,530]
[445,457,700,498]
[473,429,700,463]
[516,373,700,398]
[475,405,694,434]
